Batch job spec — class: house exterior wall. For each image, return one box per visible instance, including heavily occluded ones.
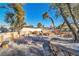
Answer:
[20,28,42,32]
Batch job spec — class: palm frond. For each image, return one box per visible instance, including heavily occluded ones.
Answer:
[42,12,49,19]
[5,12,15,25]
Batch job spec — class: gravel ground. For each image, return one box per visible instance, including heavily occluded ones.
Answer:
[0,36,53,56]
[0,36,78,56]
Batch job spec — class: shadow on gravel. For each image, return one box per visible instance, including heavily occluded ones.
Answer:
[51,38,74,43]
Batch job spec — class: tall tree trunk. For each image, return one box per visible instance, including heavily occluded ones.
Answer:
[60,21,65,31]
[66,3,79,31]
[17,30,20,38]
[49,17,55,29]
[59,6,79,42]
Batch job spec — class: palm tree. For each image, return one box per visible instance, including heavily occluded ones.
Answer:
[0,4,25,39]
[42,12,55,29]
[37,22,43,28]
[8,3,25,36]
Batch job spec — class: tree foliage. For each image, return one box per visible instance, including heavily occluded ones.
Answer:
[5,3,26,32]
[49,3,79,42]
[37,22,43,28]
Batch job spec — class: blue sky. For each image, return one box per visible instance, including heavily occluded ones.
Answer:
[0,3,64,27]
